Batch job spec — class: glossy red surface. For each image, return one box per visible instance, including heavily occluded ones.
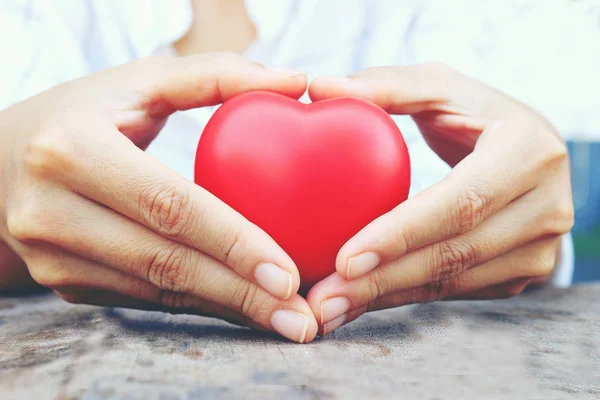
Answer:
[195,91,410,289]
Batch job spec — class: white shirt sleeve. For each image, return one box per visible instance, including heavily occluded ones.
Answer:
[553,233,576,288]
[0,0,95,110]
[0,0,191,111]
[404,0,600,140]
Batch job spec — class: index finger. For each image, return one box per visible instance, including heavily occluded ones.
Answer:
[132,52,307,117]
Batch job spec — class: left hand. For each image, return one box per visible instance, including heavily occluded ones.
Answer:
[306,63,574,335]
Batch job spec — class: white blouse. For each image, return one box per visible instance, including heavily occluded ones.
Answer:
[3,0,595,286]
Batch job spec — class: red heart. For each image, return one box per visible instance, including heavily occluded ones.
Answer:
[195,91,410,290]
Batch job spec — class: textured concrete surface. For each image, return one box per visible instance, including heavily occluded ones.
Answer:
[1,284,599,400]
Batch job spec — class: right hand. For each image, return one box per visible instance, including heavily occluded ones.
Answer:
[0,52,317,343]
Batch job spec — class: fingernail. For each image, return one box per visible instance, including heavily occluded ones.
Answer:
[347,252,380,279]
[320,296,351,325]
[271,309,309,343]
[269,67,305,77]
[322,314,347,336]
[255,263,293,299]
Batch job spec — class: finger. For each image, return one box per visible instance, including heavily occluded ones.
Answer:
[317,278,532,337]
[53,278,264,331]
[318,278,531,337]
[34,189,295,300]
[23,246,167,302]
[21,243,316,343]
[335,118,563,280]
[369,277,535,312]
[25,120,300,299]
[8,190,318,342]
[32,247,263,330]
[319,306,367,337]
[55,288,273,332]
[133,52,307,118]
[18,197,317,343]
[445,278,532,301]
[308,63,521,120]
[308,64,457,115]
[339,183,568,303]
[54,286,262,331]
[308,237,558,328]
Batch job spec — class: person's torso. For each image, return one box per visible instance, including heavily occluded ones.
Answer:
[5,0,599,190]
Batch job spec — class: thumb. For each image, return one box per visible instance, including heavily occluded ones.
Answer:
[309,63,456,114]
[126,52,307,119]
[308,62,517,121]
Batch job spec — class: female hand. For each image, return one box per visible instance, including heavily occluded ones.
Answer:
[307,63,574,335]
[0,52,317,343]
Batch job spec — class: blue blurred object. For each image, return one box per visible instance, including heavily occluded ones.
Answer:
[573,257,600,283]
[568,141,600,232]
[567,141,600,283]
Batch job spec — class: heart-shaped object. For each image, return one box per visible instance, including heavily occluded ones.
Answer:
[195,91,410,290]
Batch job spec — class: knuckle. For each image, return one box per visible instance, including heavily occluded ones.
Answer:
[231,282,265,318]
[542,199,575,236]
[23,125,75,177]
[139,183,192,238]
[433,240,475,280]
[396,287,423,306]
[366,268,389,300]
[455,187,490,233]
[422,280,450,302]
[219,228,246,266]
[28,265,56,287]
[561,203,576,232]
[27,259,68,288]
[6,213,31,242]
[529,241,558,277]
[146,245,192,292]
[540,134,569,167]
[6,204,52,243]
[240,284,260,316]
[393,223,417,255]
[158,290,187,309]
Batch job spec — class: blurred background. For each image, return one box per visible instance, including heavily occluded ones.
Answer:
[568,141,600,283]
[1,0,598,285]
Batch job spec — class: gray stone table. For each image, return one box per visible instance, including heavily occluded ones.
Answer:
[1,284,599,400]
